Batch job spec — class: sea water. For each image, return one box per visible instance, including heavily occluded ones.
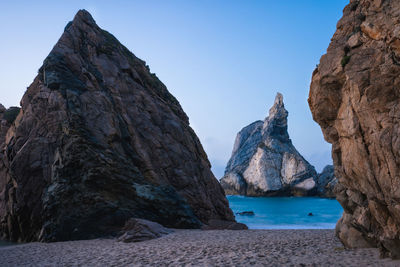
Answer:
[0,240,16,247]
[227,195,343,229]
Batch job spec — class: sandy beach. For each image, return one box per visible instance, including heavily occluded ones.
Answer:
[0,229,398,267]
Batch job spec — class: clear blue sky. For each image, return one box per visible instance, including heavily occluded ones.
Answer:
[0,0,348,177]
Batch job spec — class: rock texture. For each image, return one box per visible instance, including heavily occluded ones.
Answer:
[220,93,319,196]
[0,105,10,147]
[309,0,400,258]
[0,10,235,243]
[117,218,173,243]
[0,106,16,230]
[317,165,337,198]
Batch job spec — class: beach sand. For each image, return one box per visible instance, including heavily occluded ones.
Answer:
[0,229,398,266]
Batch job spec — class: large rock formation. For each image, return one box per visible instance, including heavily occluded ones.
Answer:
[220,93,319,196]
[0,10,235,242]
[309,0,400,258]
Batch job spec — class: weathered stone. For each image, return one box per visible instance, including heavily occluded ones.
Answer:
[0,10,235,242]
[117,218,172,243]
[221,93,318,196]
[2,107,20,124]
[361,21,383,40]
[0,107,13,228]
[347,32,362,48]
[317,165,337,198]
[309,0,400,258]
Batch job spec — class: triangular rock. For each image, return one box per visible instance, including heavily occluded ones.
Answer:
[0,10,234,242]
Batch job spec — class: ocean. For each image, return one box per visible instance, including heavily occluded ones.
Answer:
[0,197,342,246]
[227,195,343,229]
[0,240,16,247]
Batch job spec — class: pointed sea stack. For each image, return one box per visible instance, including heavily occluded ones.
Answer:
[309,0,400,258]
[221,93,318,196]
[0,10,235,242]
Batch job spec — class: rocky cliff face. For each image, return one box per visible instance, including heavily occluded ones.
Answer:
[316,165,337,198]
[0,106,14,226]
[309,0,400,258]
[221,93,319,196]
[0,105,9,146]
[0,10,235,242]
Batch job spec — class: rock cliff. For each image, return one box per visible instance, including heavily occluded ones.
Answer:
[316,165,337,198]
[309,0,400,258]
[221,93,319,196]
[0,10,235,242]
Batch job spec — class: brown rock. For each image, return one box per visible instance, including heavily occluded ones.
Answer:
[0,10,234,242]
[117,218,173,243]
[347,32,362,48]
[361,21,382,40]
[309,0,400,258]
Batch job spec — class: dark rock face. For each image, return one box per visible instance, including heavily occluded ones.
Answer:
[2,107,20,124]
[0,105,12,146]
[220,93,318,196]
[309,0,400,258]
[317,165,337,198]
[0,10,234,242]
[0,106,15,230]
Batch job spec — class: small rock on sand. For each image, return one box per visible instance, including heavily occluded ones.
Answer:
[117,218,173,243]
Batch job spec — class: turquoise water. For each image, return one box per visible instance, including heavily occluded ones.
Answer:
[0,240,16,247]
[227,196,343,229]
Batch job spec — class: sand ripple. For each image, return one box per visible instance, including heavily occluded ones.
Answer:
[0,229,398,266]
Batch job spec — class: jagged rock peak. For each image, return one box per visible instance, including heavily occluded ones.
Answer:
[221,93,318,196]
[309,0,400,258]
[73,9,97,25]
[268,92,286,121]
[0,10,235,242]
[263,92,289,143]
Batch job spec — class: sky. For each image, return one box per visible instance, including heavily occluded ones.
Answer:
[0,0,349,178]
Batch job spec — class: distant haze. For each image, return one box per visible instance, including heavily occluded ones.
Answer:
[0,0,348,177]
